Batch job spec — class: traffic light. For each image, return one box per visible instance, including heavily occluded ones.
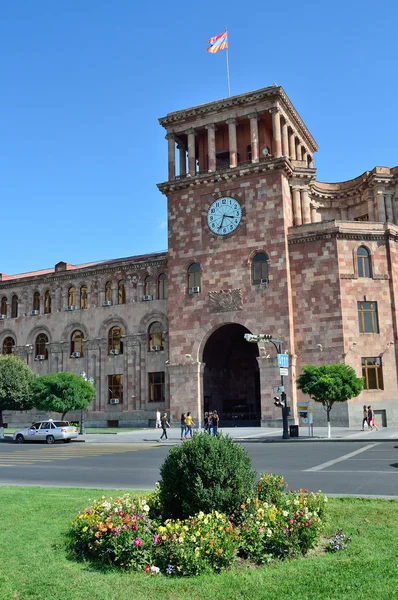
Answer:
[274,396,286,407]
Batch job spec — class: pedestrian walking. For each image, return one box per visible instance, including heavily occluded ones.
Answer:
[368,405,379,431]
[155,410,161,429]
[204,411,210,433]
[180,412,186,440]
[159,412,170,441]
[184,412,194,438]
[361,405,368,430]
[211,410,219,436]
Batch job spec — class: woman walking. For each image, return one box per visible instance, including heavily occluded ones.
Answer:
[180,413,186,440]
[159,412,170,441]
[184,412,194,439]
[204,411,210,433]
[368,405,379,431]
[362,405,368,430]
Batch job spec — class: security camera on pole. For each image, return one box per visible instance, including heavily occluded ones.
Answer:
[244,333,290,439]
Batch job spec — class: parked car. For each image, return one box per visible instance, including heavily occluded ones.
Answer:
[13,420,79,444]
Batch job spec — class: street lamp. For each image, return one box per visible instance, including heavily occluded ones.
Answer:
[79,371,94,435]
[244,333,290,439]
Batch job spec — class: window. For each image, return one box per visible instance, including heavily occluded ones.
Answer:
[188,263,201,290]
[44,290,51,314]
[35,333,48,359]
[158,274,168,300]
[247,145,252,162]
[33,292,40,312]
[148,322,164,352]
[148,372,165,402]
[71,330,84,357]
[358,301,379,333]
[216,151,229,168]
[108,326,123,355]
[108,374,123,404]
[105,281,112,303]
[144,275,154,297]
[118,280,126,305]
[11,295,18,318]
[80,285,88,309]
[357,247,371,278]
[2,336,15,355]
[252,252,269,284]
[362,357,384,390]
[1,296,7,316]
[68,286,76,307]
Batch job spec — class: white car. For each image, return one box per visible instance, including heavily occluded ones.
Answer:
[14,420,79,444]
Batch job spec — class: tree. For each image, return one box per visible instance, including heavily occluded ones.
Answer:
[296,363,364,438]
[31,371,95,420]
[0,355,35,439]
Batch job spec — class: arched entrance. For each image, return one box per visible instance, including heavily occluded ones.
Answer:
[202,324,261,426]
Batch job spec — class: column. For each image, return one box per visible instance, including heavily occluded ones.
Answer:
[166,133,175,181]
[310,205,318,223]
[281,119,289,157]
[206,124,216,172]
[295,140,302,161]
[289,129,296,160]
[301,189,311,224]
[248,113,259,163]
[394,186,398,225]
[367,190,375,221]
[302,149,308,166]
[340,206,349,220]
[385,192,394,223]
[292,187,302,226]
[271,108,282,158]
[374,188,386,222]
[111,285,118,306]
[227,118,237,168]
[186,128,196,176]
[177,143,186,178]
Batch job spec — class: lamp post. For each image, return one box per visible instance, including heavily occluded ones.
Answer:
[244,333,290,440]
[79,371,94,435]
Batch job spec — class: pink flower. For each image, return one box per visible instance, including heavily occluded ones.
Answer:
[134,537,143,547]
[258,527,264,534]
[288,519,295,525]
[131,523,137,532]
[304,521,310,528]
[153,534,160,544]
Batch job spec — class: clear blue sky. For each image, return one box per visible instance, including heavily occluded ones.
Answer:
[2,0,397,275]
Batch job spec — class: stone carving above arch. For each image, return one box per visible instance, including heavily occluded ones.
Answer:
[61,322,89,342]
[139,311,169,333]
[98,315,129,339]
[0,329,17,346]
[209,289,243,313]
[26,324,53,345]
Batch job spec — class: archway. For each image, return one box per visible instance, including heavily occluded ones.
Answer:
[202,324,261,426]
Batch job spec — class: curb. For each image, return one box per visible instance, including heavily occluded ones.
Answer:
[237,437,398,443]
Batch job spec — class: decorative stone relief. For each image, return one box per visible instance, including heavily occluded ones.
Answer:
[209,289,243,313]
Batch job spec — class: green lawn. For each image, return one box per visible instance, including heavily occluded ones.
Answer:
[1,487,397,600]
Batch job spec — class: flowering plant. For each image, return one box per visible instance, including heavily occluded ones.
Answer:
[70,494,159,569]
[257,473,287,505]
[327,529,352,552]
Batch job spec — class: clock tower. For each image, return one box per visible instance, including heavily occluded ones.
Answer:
[158,85,318,427]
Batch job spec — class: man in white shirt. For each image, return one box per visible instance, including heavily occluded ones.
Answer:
[155,410,161,429]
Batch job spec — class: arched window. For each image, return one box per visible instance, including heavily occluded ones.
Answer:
[70,330,84,357]
[108,326,123,355]
[357,247,371,278]
[11,295,18,318]
[33,292,40,312]
[68,286,76,307]
[252,252,269,284]
[144,275,154,298]
[148,322,164,352]
[188,263,201,291]
[2,336,15,355]
[158,274,168,300]
[80,285,88,309]
[105,281,112,303]
[35,333,48,359]
[44,290,51,314]
[118,280,126,305]
[0,297,7,316]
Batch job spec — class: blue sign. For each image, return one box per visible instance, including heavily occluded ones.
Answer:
[277,354,289,368]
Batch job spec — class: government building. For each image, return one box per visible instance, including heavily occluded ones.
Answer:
[2,85,397,428]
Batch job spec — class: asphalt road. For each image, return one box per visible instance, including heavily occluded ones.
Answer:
[0,440,397,496]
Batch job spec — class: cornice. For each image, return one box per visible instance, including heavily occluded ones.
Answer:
[288,220,398,245]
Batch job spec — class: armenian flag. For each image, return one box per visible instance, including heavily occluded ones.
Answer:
[207,31,228,53]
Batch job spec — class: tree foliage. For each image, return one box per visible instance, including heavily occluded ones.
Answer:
[296,363,364,420]
[0,355,35,428]
[31,371,95,419]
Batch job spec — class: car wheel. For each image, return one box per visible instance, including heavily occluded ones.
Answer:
[46,435,56,445]
[15,434,25,444]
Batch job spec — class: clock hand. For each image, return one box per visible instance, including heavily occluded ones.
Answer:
[224,215,234,218]
[218,216,225,230]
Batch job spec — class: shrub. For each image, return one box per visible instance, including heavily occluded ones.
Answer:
[152,511,240,576]
[70,494,159,568]
[158,432,256,520]
[257,473,287,505]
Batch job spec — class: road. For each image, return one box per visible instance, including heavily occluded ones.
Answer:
[0,439,397,496]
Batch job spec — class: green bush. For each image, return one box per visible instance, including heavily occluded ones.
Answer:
[158,432,256,520]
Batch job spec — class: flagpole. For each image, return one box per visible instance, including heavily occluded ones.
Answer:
[225,26,231,97]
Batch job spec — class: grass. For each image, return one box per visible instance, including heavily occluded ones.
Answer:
[1,488,397,600]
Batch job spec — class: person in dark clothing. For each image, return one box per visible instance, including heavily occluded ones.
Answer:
[160,412,170,440]
[180,413,186,440]
[211,410,219,435]
[204,411,210,433]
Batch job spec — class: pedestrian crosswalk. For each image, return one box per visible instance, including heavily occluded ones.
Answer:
[0,443,158,466]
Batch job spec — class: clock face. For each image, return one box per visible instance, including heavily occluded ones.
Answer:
[207,197,242,236]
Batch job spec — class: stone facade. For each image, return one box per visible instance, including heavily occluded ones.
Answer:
[2,84,398,427]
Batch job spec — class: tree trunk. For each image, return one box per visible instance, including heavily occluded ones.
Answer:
[0,409,4,439]
[327,407,331,439]
[62,411,67,420]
